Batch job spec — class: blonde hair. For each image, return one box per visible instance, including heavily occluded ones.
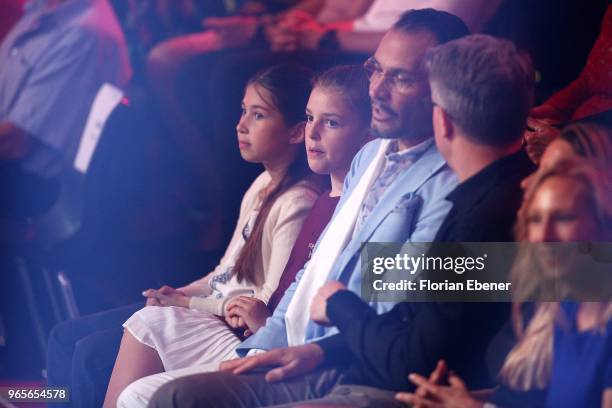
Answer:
[500,159,612,390]
[501,302,612,390]
[515,158,612,241]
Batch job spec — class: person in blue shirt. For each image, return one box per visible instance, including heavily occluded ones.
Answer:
[0,0,131,177]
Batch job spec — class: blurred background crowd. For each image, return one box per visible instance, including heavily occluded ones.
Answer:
[0,0,609,388]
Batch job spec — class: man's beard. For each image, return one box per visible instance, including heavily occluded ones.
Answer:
[370,105,433,140]
[370,124,403,139]
[370,100,404,139]
[371,118,432,141]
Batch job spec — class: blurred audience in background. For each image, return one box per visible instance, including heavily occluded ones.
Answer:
[0,0,25,42]
[0,1,610,403]
[0,0,131,179]
[525,4,612,163]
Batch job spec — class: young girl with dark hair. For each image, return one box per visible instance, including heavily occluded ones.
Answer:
[103,63,324,407]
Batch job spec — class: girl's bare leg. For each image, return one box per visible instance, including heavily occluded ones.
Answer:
[103,330,163,408]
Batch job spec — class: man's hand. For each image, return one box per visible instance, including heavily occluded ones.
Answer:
[395,370,483,408]
[218,343,324,382]
[226,296,270,336]
[413,360,448,404]
[310,281,346,326]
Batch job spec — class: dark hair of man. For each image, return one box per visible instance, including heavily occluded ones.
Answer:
[392,8,471,44]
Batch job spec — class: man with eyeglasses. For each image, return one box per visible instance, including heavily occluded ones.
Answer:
[121,9,475,408]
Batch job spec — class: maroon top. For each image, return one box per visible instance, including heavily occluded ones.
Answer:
[267,191,340,313]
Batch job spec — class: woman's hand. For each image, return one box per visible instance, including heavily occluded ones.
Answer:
[226,296,271,335]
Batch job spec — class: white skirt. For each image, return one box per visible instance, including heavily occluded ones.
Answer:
[123,305,241,371]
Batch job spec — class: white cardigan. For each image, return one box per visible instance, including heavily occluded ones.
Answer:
[180,171,320,316]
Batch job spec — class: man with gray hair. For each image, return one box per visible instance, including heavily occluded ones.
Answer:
[426,34,536,243]
[392,34,538,407]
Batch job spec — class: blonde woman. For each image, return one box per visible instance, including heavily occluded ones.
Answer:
[399,160,612,408]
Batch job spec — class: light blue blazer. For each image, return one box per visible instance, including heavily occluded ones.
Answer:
[237,138,458,354]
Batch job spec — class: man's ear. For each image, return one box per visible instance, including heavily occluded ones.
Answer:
[433,105,454,142]
[289,122,306,144]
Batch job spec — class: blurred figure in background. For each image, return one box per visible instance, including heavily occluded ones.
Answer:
[146,1,502,254]
[0,0,25,42]
[524,5,611,164]
[0,0,130,381]
[0,0,131,180]
[522,121,612,189]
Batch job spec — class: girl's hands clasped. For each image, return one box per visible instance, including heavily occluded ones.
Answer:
[142,285,190,308]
